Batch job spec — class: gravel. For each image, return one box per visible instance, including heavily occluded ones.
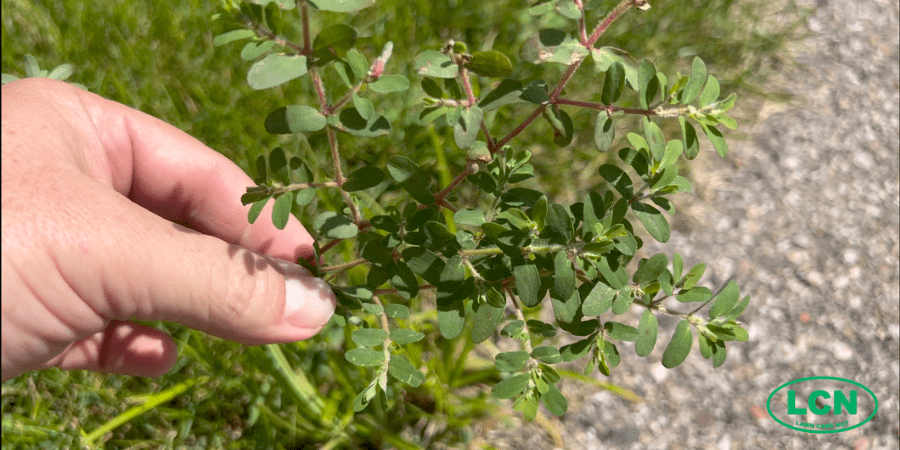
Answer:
[485,0,900,448]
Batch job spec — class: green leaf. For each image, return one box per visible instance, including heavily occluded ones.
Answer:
[501,320,525,338]
[471,301,504,343]
[352,385,377,412]
[532,195,549,231]
[675,286,712,303]
[313,24,357,60]
[369,75,410,93]
[673,253,684,281]
[414,50,458,78]
[520,83,550,104]
[330,108,392,137]
[548,107,574,147]
[465,51,513,77]
[551,251,575,302]
[23,54,41,78]
[271,192,294,229]
[360,239,393,266]
[699,74,720,107]
[492,373,530,399]
[711,339,727,367]
[454,209,486,227]
[479,79,524,111]
[546,203,574,243]
[590,46,639,89]
[389,357,425,387]
[351,328,388,347]
[421,77,444,98]
[247,198,268,224]
[346,48,368,79]
[495,351,529,372]
[513,264,542,307]
[617,147,650,180]
[343,166,385,191]
[604,321,638,341]
[632,201,670,243]
[680,116,700,159]
[352,92,374,120]
[552,288,581,325]
[635,310,658,356]
[681,56,707,104]
[265,105,326,134]
[594,113,616,152]
[438,294,466,339]
[521,29,589,65]
[643,118,666,162]
[708,280,740,319]
[345,347,384,367]
[384,303,410,319]
[660,139,683,169]
[527,319,557,337]
[361,302,383,315]
[610,289,633,315]
[390,328,424,344]
[581,191,606,240]
[560,336,595,361]
[247,54,308,90]
[2,73,20,84]
[214,29,256,47]
[314,211,359,239]
[454,106,484,149]
[700,123,728,158]
[581,282,616,316]
[308,0,375,12]
[723,295,750,321]
[662,320,693,368]
[390,262,419,300]
[601,62,625,104]
[633,253,668,285]
[241,41,276,61]
[517,394,540,421]
[638,59,659,109]
[386,155,421,183]
[680,263,706,289]
[269,147,289,184]
[599,164,633,199]
[542,383,568,416]
[532,346,562,364]
[47,63,74,81]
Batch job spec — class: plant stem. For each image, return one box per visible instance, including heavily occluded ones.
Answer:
[554,97,657,116]
[299,0,311,53]
[310,68,330,113]
[321,257,368,273]
[494,104,546,151]
[434,164,475,204]
[586,0,641,47]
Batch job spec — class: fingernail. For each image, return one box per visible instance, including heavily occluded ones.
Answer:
[278,262,336,330]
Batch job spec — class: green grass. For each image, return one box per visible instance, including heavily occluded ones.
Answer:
[2,0,808,448]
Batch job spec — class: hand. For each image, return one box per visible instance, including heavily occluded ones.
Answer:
[1,78,336,382]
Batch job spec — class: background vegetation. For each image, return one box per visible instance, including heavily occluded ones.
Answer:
[2,0,806,448]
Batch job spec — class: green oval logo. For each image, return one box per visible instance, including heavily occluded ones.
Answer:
[767,376,878,433]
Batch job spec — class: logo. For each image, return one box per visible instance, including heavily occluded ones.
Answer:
[767,376,878,433]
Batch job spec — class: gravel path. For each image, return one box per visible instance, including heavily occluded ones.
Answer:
[486,0,899,448]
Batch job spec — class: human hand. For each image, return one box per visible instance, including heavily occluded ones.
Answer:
[1,78,336,382]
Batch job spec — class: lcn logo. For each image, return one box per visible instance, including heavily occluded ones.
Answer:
[767,377,878,433]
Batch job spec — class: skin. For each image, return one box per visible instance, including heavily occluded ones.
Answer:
[1,78,336,382]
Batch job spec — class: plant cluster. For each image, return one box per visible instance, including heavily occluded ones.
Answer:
[216,0,749,425]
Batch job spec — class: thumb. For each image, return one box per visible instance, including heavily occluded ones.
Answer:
[106,190,337,344]
[39,175,337,345]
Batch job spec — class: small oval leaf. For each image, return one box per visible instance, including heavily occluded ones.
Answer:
[662,320,693,368]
